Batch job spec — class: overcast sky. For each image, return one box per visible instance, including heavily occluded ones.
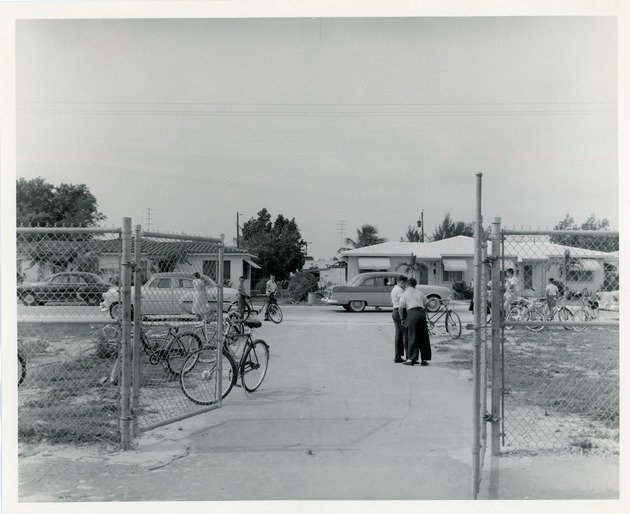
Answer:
[11,12,620,259]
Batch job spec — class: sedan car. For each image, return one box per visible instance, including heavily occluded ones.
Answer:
[100,272,238,319]
[17,271,112,306]
[324,272,451,312]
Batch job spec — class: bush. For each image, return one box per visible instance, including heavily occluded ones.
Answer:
[287,271,318,302]
[452,280,473,300]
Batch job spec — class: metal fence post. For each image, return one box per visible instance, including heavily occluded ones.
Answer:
[490,218,502,456]
[217,235,225,405]
[472,173,483,498]
[132,224,142,438]
[120,217,132,448]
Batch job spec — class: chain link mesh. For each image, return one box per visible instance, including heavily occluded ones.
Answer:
[132,234,226,433]
[499,230,619,452]
[17,226,231,445]
[17,227,123,443]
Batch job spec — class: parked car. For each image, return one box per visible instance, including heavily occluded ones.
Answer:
[17,271,112,306]
[100,272,238,319]
[324,272,451,312]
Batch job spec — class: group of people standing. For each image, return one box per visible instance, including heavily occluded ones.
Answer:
[391,275,432,366]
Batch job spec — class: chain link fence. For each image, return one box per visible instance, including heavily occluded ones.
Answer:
[17,226,123,443]
[499,230,619,453]
[130,230,227,435]
[17,224,230,446]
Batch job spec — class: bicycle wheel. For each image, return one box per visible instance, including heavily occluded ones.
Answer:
[572,308,590,331]
[18,351,26,386]
[109,354,122,385]
[444,310,461,339]
[556,306,572,330]
[165,332,203,375]
[180,347,237,405]
[267,303,283,324]
[240,339,269,392]
[504,307,523,330]
[524,308,544,332]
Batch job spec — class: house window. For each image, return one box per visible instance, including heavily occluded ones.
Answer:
[204,259,231,284]
[203,260,217,281]
[523,265,533,290]
[223,260,231,284]
[567,270,594,283]
[442,270,463,282]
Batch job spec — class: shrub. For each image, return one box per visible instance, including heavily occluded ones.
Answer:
[452,280,473,300]
[287,271,318,302]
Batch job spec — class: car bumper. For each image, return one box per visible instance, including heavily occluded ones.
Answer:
[323,298,339,305]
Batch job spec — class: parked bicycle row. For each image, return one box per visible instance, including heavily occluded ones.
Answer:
[85,311,270,405]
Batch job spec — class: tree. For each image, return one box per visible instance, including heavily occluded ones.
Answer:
[17,177,106,227]
[241,208,306,282]
[343,224,387,250]
[432,212,474,241]
[550,214,618,252]
[400,225,422,242]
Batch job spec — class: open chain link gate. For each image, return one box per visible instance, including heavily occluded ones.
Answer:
[471,175,619,498]
[17,218,228,448]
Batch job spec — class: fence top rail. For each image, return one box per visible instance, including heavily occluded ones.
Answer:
[502,229,619,237]
[141,230,224,244]
[17,227,122,235]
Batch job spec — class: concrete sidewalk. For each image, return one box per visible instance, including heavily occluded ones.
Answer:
[15,305,622,509]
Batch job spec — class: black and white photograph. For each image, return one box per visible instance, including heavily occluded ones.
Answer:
[1,1,626,513]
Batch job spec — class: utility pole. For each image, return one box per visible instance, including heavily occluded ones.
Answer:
[145,207,153,231]
[421,210,424,242]
[338,220,346,249]
[236,212,243,247]
[417,209,424,242]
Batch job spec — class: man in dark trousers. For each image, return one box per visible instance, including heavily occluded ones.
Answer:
[391,275,408,363]
[398,278,432,366]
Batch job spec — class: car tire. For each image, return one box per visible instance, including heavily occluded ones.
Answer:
[426,295,441,312]
[110,303,134,320]
[348,300,366,313]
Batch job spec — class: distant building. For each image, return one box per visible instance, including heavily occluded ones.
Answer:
[338,236,617,295]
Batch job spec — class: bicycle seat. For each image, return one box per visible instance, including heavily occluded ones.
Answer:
[244,319,262,329]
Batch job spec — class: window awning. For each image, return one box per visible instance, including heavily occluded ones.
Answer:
[244,258,261,269]
[358,257,391,270]
[442,258,469,272]
[578,260,601,271]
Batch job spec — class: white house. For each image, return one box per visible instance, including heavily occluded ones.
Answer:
[339,236,618,295]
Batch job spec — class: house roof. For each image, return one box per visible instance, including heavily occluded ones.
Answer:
[17,238,257,259]
[340,235,613,261]
[340,236,476,259]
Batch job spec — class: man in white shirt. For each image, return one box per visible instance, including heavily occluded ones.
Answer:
[398,278,432,366]
[545,278,559,311]
[391,275,408,363]
[264,274,278,321]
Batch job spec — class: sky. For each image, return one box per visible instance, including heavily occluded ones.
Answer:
[7,7,622,260]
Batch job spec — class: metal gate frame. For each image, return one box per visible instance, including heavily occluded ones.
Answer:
[125,224,227,442]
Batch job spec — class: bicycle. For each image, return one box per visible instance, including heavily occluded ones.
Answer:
[427,298,461,339]
[228,292,283,324]
[99,321,209,384]
[518,297,573,332]
[180,313,270,405]
[572,292,599,331]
